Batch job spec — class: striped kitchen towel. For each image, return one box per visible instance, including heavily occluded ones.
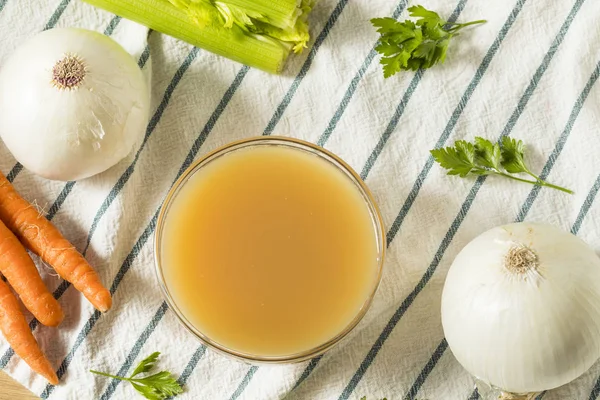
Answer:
[1,0,600,399]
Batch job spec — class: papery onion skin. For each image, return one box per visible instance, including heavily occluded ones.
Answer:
[442,222,600,394]
[0,28,150,181]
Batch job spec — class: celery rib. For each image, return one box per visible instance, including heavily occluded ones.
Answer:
[83,0,294,73]
[224,0,301,30]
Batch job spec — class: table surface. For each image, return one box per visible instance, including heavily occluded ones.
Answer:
[0,371,37,400]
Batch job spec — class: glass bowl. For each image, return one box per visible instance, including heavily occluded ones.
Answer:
[154,136,386,364]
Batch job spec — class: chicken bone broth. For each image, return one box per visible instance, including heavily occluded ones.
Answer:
[159,140,383,359]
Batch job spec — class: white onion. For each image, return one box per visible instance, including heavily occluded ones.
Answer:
[442,222,600,396]
[0,28,150,181]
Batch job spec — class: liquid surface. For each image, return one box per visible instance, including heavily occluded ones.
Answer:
[161,144,379,357]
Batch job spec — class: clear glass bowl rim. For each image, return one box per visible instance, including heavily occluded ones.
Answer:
[154,136,387,364]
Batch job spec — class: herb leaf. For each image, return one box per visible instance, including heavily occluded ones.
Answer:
[91,352,184,400]
[371,17,405,34]
[474,137,501,170]
[500,137,528,174]
[132,352,161,378]
[431,137,574,194]
[135,371,185,399]
[431,140,480,177]
[409,4,442,24]
[371,5,486,77]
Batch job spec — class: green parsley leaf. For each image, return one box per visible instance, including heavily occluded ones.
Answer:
[474,137,501,170]
[408,5,442,26]
[375,42,403,57]
[371,17,405,34]
[413,41,437,63]
[131,352,160,378]
[371,5,486,77]
[431,140,481,177]
[381,55,403,78]
[433,37,449,63]
[500,136,528,174]
[91,352,184,400]
[431,137,574,194]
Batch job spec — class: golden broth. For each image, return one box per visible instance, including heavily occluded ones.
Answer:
[159,140,382,358]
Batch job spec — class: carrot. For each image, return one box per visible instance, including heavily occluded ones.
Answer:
[0,277,58,384]
[0,219,64,327]
[0,173,111,312]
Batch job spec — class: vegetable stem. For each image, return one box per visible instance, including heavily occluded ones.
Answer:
[496,172,574,194]
[90,369,172,384]
[535,180,575,194]
[90,370,132,382]
[523,170,574,194]
[83,0,298,73]
[446,19,487,29]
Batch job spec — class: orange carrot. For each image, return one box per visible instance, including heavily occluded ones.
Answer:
[0,277,58,384]
[0,219,64,327]
[0,173,111,312]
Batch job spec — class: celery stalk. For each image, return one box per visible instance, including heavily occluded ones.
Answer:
[83,0,296,73]
[170,0,313,53]
[223,0,304,30]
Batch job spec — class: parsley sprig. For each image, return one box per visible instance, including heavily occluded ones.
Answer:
[371,5,486,77]
[431,137,574,194]
[91,352,183,400]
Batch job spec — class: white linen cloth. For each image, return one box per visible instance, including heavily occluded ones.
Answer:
[1,0,600,399]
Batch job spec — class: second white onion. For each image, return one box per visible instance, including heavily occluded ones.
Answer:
[442,222,600,395]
